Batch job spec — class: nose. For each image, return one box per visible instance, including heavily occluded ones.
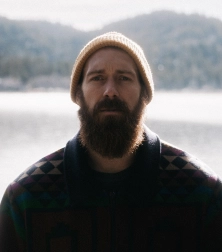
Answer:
[103,78,119,99]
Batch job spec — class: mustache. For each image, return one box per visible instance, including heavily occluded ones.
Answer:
[93,98,129,114]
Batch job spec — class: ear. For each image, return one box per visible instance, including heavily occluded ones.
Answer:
[140,84,149,104]
[144,91,149,104]
[75,85,82,105]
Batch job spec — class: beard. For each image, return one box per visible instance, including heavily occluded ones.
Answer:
[77,91,146,159]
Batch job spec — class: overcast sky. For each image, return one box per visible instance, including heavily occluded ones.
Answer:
[1,0,222,30]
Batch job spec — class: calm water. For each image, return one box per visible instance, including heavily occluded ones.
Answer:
[0,91,222,200]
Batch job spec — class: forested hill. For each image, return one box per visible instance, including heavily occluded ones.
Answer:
[1,11,222,91]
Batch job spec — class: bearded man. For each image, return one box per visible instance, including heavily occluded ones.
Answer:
[1,32,222,252]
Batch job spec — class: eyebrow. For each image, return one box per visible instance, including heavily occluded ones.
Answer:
[85,69,105,77]
[116,70,137,76]
[86,69,137,78]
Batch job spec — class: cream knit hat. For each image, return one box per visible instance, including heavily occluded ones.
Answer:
[70,32,154,104]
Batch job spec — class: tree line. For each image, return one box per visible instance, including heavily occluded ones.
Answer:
[1,11,222,90]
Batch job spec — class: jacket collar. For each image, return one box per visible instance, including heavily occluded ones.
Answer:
[64,125,161,206]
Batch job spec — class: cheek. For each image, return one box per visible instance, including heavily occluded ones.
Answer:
[82,85,100,109]
[123,86,141,109]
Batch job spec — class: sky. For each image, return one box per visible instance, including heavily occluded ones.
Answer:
[1,0,222,31]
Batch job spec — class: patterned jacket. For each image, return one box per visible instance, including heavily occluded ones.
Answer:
[1,127,222,251]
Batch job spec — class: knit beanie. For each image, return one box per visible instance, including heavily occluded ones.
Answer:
[70,32,154,104]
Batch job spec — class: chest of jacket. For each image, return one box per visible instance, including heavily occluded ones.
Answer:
[26,203,203,252]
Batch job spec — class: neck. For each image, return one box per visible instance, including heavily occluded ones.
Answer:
[87,148,136,173]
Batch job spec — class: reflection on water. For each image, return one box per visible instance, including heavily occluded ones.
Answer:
[0,91,222,200]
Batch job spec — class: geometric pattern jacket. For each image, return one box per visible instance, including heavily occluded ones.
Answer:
[1,126,222,252]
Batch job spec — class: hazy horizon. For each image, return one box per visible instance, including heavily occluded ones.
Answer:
[1,0,222,31]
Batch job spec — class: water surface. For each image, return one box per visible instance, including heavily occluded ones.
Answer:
[0,91,221,199]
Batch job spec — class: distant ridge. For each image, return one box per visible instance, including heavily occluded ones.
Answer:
[1,11,222,90]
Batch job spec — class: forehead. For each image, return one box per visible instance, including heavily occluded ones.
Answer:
[83,47,138,74]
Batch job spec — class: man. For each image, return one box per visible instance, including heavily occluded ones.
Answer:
[0,32,222,251]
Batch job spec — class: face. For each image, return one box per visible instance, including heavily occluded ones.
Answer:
[80,47,142,116]
[77,47,146,158]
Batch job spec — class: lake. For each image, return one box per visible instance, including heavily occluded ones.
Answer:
[0,91,222,200]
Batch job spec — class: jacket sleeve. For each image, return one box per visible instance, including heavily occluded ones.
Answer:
[0,184,26,251]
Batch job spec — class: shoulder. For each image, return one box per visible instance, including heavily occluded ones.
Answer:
[160,140,216,175]
[2,148,66,206]
[159,140,220,191]
[16,147,65,183]
[158,140,222,221]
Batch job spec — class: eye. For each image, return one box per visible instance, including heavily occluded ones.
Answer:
[119,75,130,81]
[91,75,104,81]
